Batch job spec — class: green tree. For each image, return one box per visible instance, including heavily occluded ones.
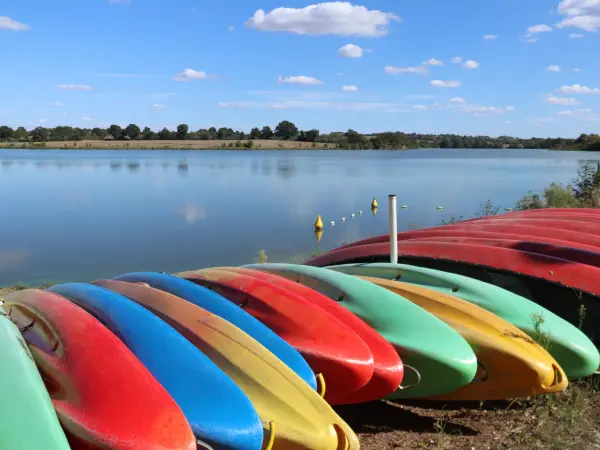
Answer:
[14,127,28,141]
[217,127,234,140]
[544,183,579,208]
[142,127,154,140]
[30,127,49,142]
[176,124,189,140]
[51,126,74,141]
[275,121,298,140]
[158,127,172,140]
[124,124,141,140]
[108,125,123,140]
[250,127,261,140]
[91,127,108,139]
[0,126,14,141]
[260,126,274,140]
[208,127,217,140]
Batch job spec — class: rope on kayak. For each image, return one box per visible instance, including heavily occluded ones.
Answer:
[262,421,275,450]
[195,439,215,450]
[397,364,422,390]
[316,373,327,398]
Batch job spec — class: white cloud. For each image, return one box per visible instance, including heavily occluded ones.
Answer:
[38,119,47,123]
[528,24,553,33]
[341,85,358,92]
[384,65,428,75]
[574,67,582,72]
[0,16,31,31]
[524,35,538,43]
[505,121,512,124]
[449,97,466,104]
[277,75,324,85]
[451,57,463,64]
[336,72,345,76]
[569,32,585,38]
[80,116,93,121]
[556,0,600,31]
[462,60,480,69]
[547,65,562,72]
[557,108,594,117]
[413,105,428,110]
[461,105,515,116]
[173,69,209,82]
[431,80,461,88]
[338,44,363,58]
[152,103,168,109]
[228,25,235,32]
[245,2,400,37]
[545,95,580,105]
[556,84,600,94]
[483,35,498,40]
[56,84,92,91]
[423,58,443,66]
[217,99,408,112]
[52,101,65,107]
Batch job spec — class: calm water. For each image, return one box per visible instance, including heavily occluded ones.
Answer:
[0,148,597,286]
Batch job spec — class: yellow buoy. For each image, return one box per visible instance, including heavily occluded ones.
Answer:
[371,206,378,216]
[314,228,323,242]
[371,198,378,209]
[314,215,324,230]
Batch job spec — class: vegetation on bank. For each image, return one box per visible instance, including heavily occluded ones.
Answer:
[1,120,599,150]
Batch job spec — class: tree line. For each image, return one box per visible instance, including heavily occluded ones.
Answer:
[0,120,598,151]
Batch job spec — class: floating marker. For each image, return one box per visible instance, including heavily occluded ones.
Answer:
[505,207,513,212]
[358,210,363,216]
[314,215,324,230]
[436,206,444,210]
[351,213,356,219]
[371,198,378,209]
[330,221,335,226]
[401,205,408,209]
[341,217,346,223]
[314,228,323,243]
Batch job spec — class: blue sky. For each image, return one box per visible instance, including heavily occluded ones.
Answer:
[1,0,599,137]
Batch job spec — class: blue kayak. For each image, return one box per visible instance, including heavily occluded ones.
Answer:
[48,283,264,450]
[115,272,318,390]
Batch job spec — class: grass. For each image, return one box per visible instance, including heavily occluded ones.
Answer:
[0,139,337,151]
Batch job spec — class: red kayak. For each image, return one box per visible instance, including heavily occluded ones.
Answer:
[177,268,375,404]
[305,241,600,298]
[2,289,196,450]
[400,236,600,269]
[461,212,600,225]
[208,266,404,405]
[515,208,600,216]
[332,228,600,254]
[453,218,600,236]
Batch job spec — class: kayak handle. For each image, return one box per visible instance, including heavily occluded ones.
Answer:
[473,361,489,383]
[0,306,35,332]
[397,364,422,390]
[316,373,327,398]
[262,421,276,450]
[196,439,215,450]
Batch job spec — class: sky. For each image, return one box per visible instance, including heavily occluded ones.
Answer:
[1,0,600,138]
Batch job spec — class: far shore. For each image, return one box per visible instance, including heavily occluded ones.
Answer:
[0,139,339,151]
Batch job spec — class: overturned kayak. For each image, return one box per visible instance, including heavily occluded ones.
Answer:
[48,283,263,450]
[0,308,70,450]
[328,263,600,380]
[459,218,600,237]
[93,279,360,450]
[176,268,374,404]
[358,277,569,400]
[206,266,405,405]
[114,272,317,391]
[243,263,478,399]
[2,290,196,450]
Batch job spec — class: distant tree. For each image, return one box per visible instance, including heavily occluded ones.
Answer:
[344,129,363,145]
[208,127,217,140]
[30,127,49,142]
[142,127,154,140]
[250,127,261,140]
[197,129,210,140]
[91,127,108,139]
[275,121,298,140]
[217,127,234,140]
[304,129,320,142]
[124,124,141,140]
[260,126,274,140]
[0,126,14,141]
[108,125,123,140]
[51,126,73,141]
[176,124,189,140]
[14,127,28,141]
[158,127,172,140]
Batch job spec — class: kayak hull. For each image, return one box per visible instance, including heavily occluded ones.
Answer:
[176,268,374,405]
[2,290,196,450]
[92,279,360,450]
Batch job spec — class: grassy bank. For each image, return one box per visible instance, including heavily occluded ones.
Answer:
[0,139,337,151]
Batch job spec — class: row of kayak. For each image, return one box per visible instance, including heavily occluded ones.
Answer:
[2,207,600,449]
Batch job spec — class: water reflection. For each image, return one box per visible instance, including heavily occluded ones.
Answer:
[177,162,189,176]
[276,160,295,180]
[126,162,141,173]
[110,161,122,171]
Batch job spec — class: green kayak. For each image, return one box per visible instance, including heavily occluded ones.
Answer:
[328,263,600,380]
[243,263,478,399]
[0,308,70,450]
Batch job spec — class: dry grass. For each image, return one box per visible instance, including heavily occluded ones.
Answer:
[0,139,337,150]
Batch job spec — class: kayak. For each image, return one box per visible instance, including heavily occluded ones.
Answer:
[461,210,600,224]
[92,280,360,450]
[205,266,405,405]
[48,283,263,450]
[509,208,600,216]
[243,263,478,399]
[459,218,600,237]
[176,268,374,404]
[305,241,600,299]
[357,277,569,400]
[2,290,196,450]
[0,308,70,450]
[114,272,317,391]
[328,263,600,380]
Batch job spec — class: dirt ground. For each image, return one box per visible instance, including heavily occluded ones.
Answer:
[0,139,336,150]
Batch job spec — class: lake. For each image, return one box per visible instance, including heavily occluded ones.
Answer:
[0,148,597,286]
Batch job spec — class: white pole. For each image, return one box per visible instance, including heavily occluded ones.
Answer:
[389,194,398,263]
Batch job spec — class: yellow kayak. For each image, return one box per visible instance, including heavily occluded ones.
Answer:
[359,277,568,400]
[92,279,359,450]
